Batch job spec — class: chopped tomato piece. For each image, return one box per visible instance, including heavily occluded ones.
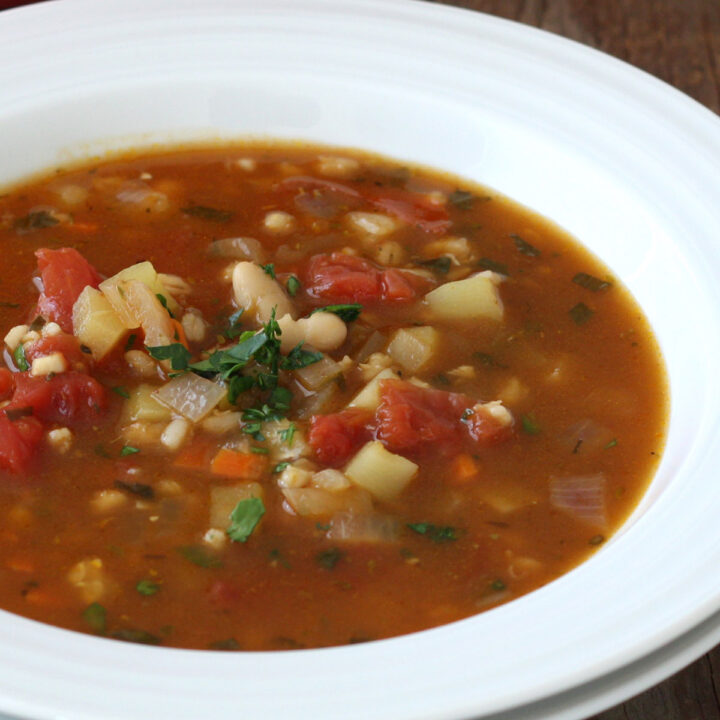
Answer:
[465,404,514,445]
[35,247,102,332]
[308,408,373,467]
[368,187,451,234]
[24,334,91,372]
[9,371,107,426]
[0,368,14,401]
[305,253,423,304]
[0,413,43,474]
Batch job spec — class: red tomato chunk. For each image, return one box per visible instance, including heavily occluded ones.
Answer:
[0,413,43,474]
[24,334,91,373]
[308,408,373,467]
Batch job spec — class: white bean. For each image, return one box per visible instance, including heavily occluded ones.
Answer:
[232,261,294,324]
[277,312,347,353]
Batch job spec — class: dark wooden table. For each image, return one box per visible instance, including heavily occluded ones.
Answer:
[0,0,717,717]
[427,2,720,718]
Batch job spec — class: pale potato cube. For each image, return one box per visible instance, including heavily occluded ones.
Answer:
[387,326,440,374]
[281,486,373,517]
[347,367,400,411]
[344,441,418,502]
[425,271,503,322]
[72,286,127,360]
[209,483,264,528]
[122,384,172,423]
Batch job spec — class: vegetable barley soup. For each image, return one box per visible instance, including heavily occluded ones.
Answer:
[0,144,667,650]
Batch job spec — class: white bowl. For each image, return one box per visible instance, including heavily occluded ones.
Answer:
[1,1,720,719]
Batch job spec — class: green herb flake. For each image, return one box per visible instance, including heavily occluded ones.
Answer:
[573,272,612,292]
[477,258,509,275]
[136,579,160,596]
[111,628,161,646]
[521,414,541,435]
[414,256,452,274]
[82,602,107,634]
[146,342,191,370]
[124,333,138,352]
[448,189,475,210]
[286,276,301,297]
[589,534,606,546]
[14,210,60,233]
[316,547,344,570]
[310,303,363,323]
[182,204,234,222]
[273,462,290,474]
[511,233,541,257]
[261,263,276,279]
[279,422,296,447]
[114,480,154,499]
[432,373,451,386]
[178,545,222,569]
[227,497,265,543]
[155,293,175,318]
[13,343,28,372]
[111,386,130,399]
[491,579,507,592]
[407,523,458,543]
[0,301,20,309]
[472,351,506,368]
[250,446,269,455]
[569,302,594,326]
[209,637,241,651]
[120,445,140,456]
[604,438,618,449]
[94,444,111,459]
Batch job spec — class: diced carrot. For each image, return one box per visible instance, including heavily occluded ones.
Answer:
[210,448,268,480]
[449,453,480,485]
[24,587,65,608]
[6,556,34,573]
[174,438,216,471]
[171,319,189,349]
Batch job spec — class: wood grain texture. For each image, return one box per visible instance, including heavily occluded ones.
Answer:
[426,1,719,718]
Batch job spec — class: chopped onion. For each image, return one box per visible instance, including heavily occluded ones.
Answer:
[153,373,226,423]
[549,473,607,527]
[294,354,348,391]
[207,236,266,263]
[282,487,372,517]
[327,512,399,543]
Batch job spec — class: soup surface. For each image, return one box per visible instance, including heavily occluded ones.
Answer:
[0,144,666,650]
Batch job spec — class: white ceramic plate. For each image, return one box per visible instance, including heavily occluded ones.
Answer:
[1,1,720,719]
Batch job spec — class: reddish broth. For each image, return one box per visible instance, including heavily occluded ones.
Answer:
[0,145,667,650]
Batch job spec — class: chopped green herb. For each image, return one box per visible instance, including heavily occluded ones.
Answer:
[14,210,59,233]
[225,309,244,339]
[279,422,296,446]
[209,637,241,651]
[136,579,160,596]
[281,344,324,371]
[604,438,618,449]
[511,233,541,257]
[477,258,509,275]
[80,344,92,355]
[146,342,191,370]
[114,480,154,499]
[82,602,107,634]
[286,276,301,297]
[4,406,33,421]
[316,547,343,570]
[569,302,594,325]
[111,628,161,645]
[432,373,451,386]
[521,414,541,435]
[589,534,606,546]
[94,444,111,459]
[111,386,130,399]
[448,189,475,210]
[268,548,291,569]
[414,256,452,274]
[261,263,276,279]
[155,293,175,318]
[120,445,140,456]
[29,316,45,332]
[250,446,269,455]
[491,579,507,592]
[0,301,20,309]
[310,303,363,323]
[178,545,222,569]
[124,333,137,352]
[573,272,612,292]
[315,523,331,531]
[407,523,458,543]
[472,351,507,368]
[13,343,28,372]
[182,204,234,222]
[273,462,290,474]
[227,497,265,543]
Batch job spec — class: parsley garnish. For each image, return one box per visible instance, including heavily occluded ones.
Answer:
[120,445,140,456]
[316,547,343,569]
[286,276,301,297]
[124,333,137,352]
[182,204,234,222]
[520,414,541,435]
[227,497,265,543]
[569,302,594,325]
[136,579,159,596]
[573,272,612,292]
[82,602,107,634]
[260,263,276,279]
[511,233,541,257]
[415,256,452,274]
[0,301,20,309]
[111,628,161,645]
[178,545,222,569]
[448,189,475,210]
[310,304,362,323]
[477,258,509,275]
[14,210,59,233]
[114,480,154,499]
[407,523,458,543]
[155,293,175,318]
[146,343,191,370]
[13,344,28,372]
[279,422,296,447]
[112,386,130,399]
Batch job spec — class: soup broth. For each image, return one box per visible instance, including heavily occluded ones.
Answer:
[0,144,667,650]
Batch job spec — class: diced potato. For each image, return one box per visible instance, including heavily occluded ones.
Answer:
[67,557,114,604]
[344,441,418,502]
[72,286,128,360]
[424,272,503,322]
[122,384,172,424]
[99,261,178,326]
[121,421,166,447]
[347,367,400,411]
[479,481,538,514]
[282,486,373,517]
[387,326,440,374]
[122,280,175,346]
[311,468,351,492]
[263,419,309,462]
[209,483,264,528]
